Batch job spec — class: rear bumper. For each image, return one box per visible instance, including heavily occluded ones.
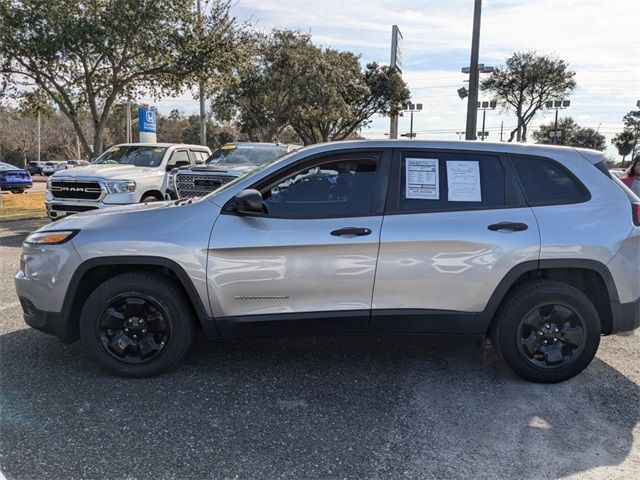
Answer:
[610,297,640,334]
[18,297,78,343]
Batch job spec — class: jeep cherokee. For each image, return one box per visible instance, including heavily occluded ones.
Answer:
[16,141,640,381]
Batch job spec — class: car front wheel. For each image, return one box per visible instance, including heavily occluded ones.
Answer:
[79,272,194,377]
[490,280,601,383]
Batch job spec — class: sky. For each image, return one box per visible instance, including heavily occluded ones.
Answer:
[147,0,640,159]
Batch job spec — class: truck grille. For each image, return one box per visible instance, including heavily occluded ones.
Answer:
[50,181,103,200]
[175,174,234,198]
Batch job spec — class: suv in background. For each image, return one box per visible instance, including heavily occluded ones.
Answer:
[16,141,640,381]
[165,142,298,199]
[27,161,44,175]
[45,143,211,220]
[42,161,66,176]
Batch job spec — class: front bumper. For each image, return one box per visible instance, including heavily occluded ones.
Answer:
[610,297,640,334]
[18,297,77,343]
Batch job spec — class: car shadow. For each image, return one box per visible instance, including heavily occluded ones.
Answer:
[1,329,638,479]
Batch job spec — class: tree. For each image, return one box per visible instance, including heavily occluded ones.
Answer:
[0,0,243,157]
[533,117,606,150]
[212,30,410,145]
[611,129,635,166]
[482,51,576,142]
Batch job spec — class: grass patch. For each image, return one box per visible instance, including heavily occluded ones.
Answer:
[0,192,47,222]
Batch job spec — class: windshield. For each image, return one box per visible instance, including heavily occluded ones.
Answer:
[206,145,288,167]
[93,145,167,167]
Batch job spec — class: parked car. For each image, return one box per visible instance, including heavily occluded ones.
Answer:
[44,143,211,220]
[26,161,44,175]
[42,161,66,176]
[0,162,32,194]
[165,142,299,199]
[63,160,91,169]
[16,141,640,381]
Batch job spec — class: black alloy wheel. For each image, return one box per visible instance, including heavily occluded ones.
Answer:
[517,303,586,370]
[98,294,171,364]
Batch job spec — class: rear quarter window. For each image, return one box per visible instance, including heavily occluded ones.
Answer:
[511,155,589,206]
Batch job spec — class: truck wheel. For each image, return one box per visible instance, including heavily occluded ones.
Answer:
[140,194,160,203]
[10,188,24,194]
[79,272,194,377]
[490,280,600,383]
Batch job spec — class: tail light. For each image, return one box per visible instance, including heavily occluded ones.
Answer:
[633,204,640,227]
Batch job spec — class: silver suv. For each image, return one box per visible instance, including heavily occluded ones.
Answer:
[15,141,640,381]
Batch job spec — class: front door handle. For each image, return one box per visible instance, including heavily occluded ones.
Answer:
[488,222,529,232]
[330,227,372,237]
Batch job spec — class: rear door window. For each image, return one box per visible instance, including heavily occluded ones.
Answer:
[395,151,508,213]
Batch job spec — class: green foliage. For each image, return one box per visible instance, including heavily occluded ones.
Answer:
[212,30,410,145]
[482,51,576,142]
[532,117,605,150]
[611,111,640,165]
[0,0,244,157]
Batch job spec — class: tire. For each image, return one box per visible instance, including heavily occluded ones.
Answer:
[140,194,160,203]
[79,272,194,377]
[490,280,601,383]
[10,188,24,194]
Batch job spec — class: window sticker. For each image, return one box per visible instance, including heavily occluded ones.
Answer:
[446,160,481,202]
[406,158,439,199]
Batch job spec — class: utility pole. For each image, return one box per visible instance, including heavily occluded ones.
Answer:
[389,25,403,139]
[37,110,41,162]
[500,121,504,142]
[126,101,132,143]
[465,0,482,140]
[197,0,206,146]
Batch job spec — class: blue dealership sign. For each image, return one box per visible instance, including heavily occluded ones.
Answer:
[139,108,157,133]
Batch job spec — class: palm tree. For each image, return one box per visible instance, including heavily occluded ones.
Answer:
[611,130,635,167]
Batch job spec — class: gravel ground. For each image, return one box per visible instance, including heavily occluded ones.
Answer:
[1,219,639,480]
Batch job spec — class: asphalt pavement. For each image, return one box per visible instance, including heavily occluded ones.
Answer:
[1,219,639,480]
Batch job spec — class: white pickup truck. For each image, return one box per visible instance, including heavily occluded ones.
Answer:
[45,143,211,220]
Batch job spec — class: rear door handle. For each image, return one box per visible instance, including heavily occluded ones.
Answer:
[488,222,529,232]
[330,227,372,237]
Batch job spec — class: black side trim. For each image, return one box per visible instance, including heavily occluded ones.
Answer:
[370,309,481,335]
[20,297,77,343]
[538,259,619,302]
[63,256,217,338]
[216,310,370,337]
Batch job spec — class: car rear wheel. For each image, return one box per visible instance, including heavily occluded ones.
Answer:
[490,280,600,383]
[10,188,24,194]
[79,272,194,377]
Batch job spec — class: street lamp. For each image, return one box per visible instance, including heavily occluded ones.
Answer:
[402,103,423,139]
[477,100,496,141]
[545,100,571,144]
[460,63,494,140]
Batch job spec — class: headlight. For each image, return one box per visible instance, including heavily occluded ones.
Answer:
[24,230,79,245]
[167,171,177,189]
[105,180,136,194]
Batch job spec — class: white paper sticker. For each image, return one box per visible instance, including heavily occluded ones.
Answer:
[406,158,439,199]
[446,161,482,202]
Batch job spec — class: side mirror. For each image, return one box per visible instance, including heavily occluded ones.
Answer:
[232,189,264,215]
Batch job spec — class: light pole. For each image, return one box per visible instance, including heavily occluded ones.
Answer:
[545,100,570,144]
[402,103,422,139]
[477,100,496,141]
[460,63,494,139]
[464,0,482,140]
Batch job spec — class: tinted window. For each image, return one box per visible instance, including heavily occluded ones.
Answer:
[398,152,506,212]
[511,155,587,205]
[260,157,379,218]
